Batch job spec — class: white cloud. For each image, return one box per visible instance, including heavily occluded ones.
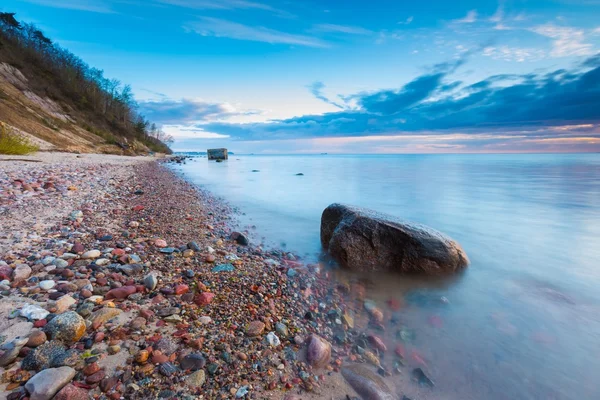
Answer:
[22,0,114,13]
[454,10,478,24]
[483,46,546,62]
[185,18,329,48]
[311,24,373,35]
[530,24,594,57]
[398,16,414,25]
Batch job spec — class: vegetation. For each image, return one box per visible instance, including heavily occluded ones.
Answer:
[0,12,172,153]
[0,122,39,155]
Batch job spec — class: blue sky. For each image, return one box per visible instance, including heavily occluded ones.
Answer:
[3,0,600,153]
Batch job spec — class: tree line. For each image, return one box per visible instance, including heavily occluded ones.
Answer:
[0,12,173,150]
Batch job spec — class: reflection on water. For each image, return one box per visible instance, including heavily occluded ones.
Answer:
[175,154,600,400]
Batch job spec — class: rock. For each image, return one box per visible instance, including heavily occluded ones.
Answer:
[0,336,29,367]
[39,280,56,290]
[159,362,178,376]
[194,292,215,306]
[368,334,387,353]
[266,332,281,347]
[0,264,13,280]
[186,369,206,387]
[306,334,331,368]
[20,305,49,321]
[27,331,47,347]
[320,203,469,274]
[246,321,265,337]
[81,250,101,259]
[341,364,395,400]
[44,312,86,343]
[175,284,189,295]
[90,307,122,327]
[85,370,105,384]
[230,232,249,245]
[135,350,149,363]
[53,384,88,400]
[154,239,167,248]
[50,349,80,368]
[188,241,201,251]
[118,264,142,276]
[105,285,137,300]
[144,273,158,290]
[55,295,76,313]
[275,322,288,337]
[24,366,77,400]
[180,353,206,371]
[212,264,235,273]
[22,341,67,371]
[14,264,32,281]
[157,307,179,317]
[412,367,435,387]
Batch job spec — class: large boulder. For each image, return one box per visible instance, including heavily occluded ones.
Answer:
[320,204,468,274]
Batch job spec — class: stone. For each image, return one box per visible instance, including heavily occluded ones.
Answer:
[22,341,67,371]
[39,280,56,290]
[174,284,189,295]
[180,353,206,371]
[27,331,47,347]
[154,239,167,248]
[0,264,13,280]
[55,295,76,313]
[306,334,331,368]
[212,264,235,273]
[230,231,249,245]
[187,241,201,251]
[275,322,288,337]
[105,285,137,300]
[24,366,77,400]
[81,250,101,259]
[186,369,206,387]
[14,264,32,281]
[144,273,158,290]
[0,336,29,367]
[20,305,49,321]
[266,332,281,347]
[194,292,215,306]
[50,349,80,368]
[246,321,265,337]
[118,264,143,276]
[321,203,469,274]
[53,384,88,400]
[341,365,395,400]
[159,362,177,376]
[85,370,105,384]
[412,367,435,387]
[90,307,122,327]
[44,312,86,343]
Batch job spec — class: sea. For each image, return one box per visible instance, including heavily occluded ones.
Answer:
[172,153,600,400]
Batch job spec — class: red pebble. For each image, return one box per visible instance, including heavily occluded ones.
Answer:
[105,285,137,300]
[175,285,189,295]
[95,332,105,342]
[394,344,406,359]
[132,205,144,211]
[34,319,47,328]
[194,292,215,306]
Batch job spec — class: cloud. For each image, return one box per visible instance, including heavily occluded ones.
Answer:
[184,17,328,47]
[454,10,478,24]
[311,24,373,35]
[483,46,546,62]
[531,24,594,57]
[197,54,600,142]
[21,0,114,13]
[138,98,258,125]
[397,16,414,25]
[156,0,279,13]
[308,82,346,109]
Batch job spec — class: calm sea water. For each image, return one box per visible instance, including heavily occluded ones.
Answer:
[173,154,600,400]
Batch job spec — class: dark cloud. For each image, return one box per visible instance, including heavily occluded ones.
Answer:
[202,53,600,140]
[138,98,258,125]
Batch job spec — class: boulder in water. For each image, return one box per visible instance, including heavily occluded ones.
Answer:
[320,203,468,274]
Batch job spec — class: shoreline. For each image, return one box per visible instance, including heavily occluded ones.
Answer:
[0,153,432,400]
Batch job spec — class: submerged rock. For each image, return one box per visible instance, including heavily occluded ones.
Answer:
[306,334,331,368]
[320,203,469,274]
[341,364,395,400]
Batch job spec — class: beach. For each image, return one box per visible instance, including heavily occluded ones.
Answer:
[0,153,424,400]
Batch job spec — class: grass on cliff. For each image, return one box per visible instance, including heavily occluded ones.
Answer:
[0,123,39,155]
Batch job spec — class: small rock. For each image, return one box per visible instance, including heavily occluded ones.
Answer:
[81,250,101,259]
[246,321,265,337]
[27,331,47,348]
[306,334,331,368]
[14,264,32,281]
[186,369,206,387]
[180,353,206,371]
[144,273,158,290]
[55,295,76,313]
[24,366,77,400]
[53,384,88,400]
[39,280,56,290]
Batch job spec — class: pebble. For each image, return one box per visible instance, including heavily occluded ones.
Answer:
[39,280,56,290]
[81,250,101,259]
[24,366,77,400]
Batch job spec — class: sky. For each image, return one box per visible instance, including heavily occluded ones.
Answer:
[2,0,600,153]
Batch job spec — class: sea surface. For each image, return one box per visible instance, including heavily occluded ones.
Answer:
[173,154,600,400]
